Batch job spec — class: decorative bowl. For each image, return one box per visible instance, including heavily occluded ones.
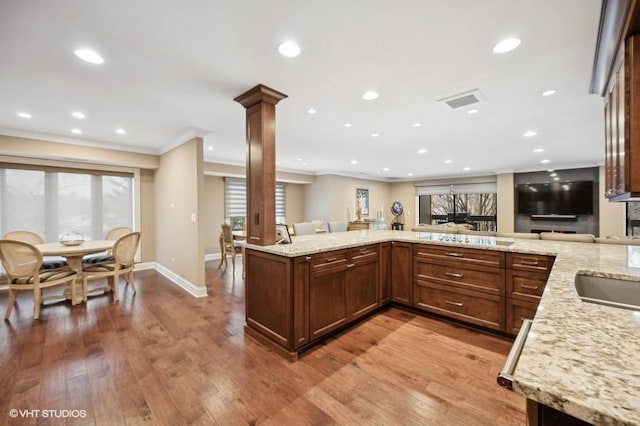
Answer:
[60,231,85,246]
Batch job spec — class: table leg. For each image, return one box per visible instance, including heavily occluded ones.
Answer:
[62,256,85,305]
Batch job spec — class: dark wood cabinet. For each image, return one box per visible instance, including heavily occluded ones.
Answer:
[413,244,506,331]
[347,245,379,320]
[245,240,556,358]
[593,1,640,201]
[379,242,391,304]
[505,253,555,334]
[309,252,349,340]
[391,241,413,305]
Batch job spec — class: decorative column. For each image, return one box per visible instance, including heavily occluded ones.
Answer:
[234,84,287,246]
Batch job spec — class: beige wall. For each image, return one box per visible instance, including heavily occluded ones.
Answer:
[497,173,515,233]
[388,181,417,227]
[139,169,156,262]
[285,183,305,224]
[154,138,205,287]
[203,175,225,254]
[599,166,626,237]
[303,175,392,224]
[0,134,159,169]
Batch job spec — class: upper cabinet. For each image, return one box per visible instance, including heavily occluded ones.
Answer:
[592,0,640,201]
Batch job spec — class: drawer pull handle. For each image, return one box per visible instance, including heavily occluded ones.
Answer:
[360,249,369,254]
[521,259,539,266]
[521,284,539,291]
[445,272,464,278]
[305,256,311,262]
[445,252,463,257]
[325,257,338,263]
[445,300,464,307]
[347,263,355,269]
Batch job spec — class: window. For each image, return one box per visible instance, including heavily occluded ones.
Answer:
[0,165,134,241]
[224,177,286,229]
[416,182,497,231]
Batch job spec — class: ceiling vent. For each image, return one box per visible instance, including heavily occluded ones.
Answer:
[438,89,486,110]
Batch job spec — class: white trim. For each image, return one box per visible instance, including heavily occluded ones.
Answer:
[205,253,222,261]
[160,128,208,155]
[134,262,157,271]
[155,263,208,298]
[0,284,7,292]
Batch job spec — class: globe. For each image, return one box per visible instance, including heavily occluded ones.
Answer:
[390,201,404,217]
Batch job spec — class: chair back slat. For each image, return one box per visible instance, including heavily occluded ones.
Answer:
[105,226,132,241]
[221,224,234,244]
[113,232,141,265]
[3,230,45,245]
[0,240,42,278]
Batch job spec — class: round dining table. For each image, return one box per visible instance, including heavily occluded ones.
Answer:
[36,240,115,304]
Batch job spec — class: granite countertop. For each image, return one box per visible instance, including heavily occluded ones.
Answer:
[247,229,640,425]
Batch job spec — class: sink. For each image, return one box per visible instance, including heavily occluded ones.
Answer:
[575,273,640,311]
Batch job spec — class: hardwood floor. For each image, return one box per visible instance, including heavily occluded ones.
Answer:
[0,259,525,425]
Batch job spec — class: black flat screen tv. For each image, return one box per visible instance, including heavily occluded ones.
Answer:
[516,181,594,215]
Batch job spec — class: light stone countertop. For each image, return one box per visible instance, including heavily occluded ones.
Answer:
[247,229,640,425]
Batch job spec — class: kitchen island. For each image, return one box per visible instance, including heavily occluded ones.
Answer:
[244,229,640,425]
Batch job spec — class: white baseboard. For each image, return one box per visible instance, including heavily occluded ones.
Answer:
[205,253,222,261]
[134,261,157,271]
[154,263,208,298]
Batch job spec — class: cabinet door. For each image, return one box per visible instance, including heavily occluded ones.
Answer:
[379,242,391,304]
[506,298,538,335]
[348,254,379,320]
[309,265,348,340]
[391,241,413,305]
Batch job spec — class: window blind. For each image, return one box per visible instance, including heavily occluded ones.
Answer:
[224,178,287,219]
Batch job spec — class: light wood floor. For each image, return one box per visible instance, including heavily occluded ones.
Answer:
[0,259,525,425]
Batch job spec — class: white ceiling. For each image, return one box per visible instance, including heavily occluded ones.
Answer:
[0,0,604,181]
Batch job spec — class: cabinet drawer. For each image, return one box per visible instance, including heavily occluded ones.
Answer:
[507,253,554,273]
[349,244,378,263]
[414,280,505,331]
[414,244,505,268]
[311,250,348,271]
[414,259,505,296]
[507,269,548,301]
[506,298,539,335]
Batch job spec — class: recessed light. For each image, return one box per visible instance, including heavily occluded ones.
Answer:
[307,108,316,114]
[523,130,537,137]
[371,133,379,138]
[344,123,352,127]
[297,158,302,161]
[383,167,390,171]
[407,172,414,177]
[542,89,557,97]
[277,41,301,58]
[73,48,104,64]
[540,159,551,164]
[71,128,83,135]
[17,112,32,119]
[467,109,479,114]
[463,167,471,171]
[207,146,213,151]
[71,111,86,119]
[553,177,560,181]
[350,160,358,165]
[362,91,379,100]
[550,173,558,177]
[492,38,521,54]
[413,122,422,127]
[547,169,555,172]
[303,162,308,166]
[115,128,127,135]
[533,148,544,153]
[444,160,453,164]
[417,148,427,154]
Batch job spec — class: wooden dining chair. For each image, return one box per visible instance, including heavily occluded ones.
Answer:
[81,232,141,302]
[82,226,133,265]
[3,230,68,270]
[219,223,246,276]
[0,239,78,320]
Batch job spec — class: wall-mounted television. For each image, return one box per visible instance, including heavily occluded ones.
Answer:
[516,181,594,215]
